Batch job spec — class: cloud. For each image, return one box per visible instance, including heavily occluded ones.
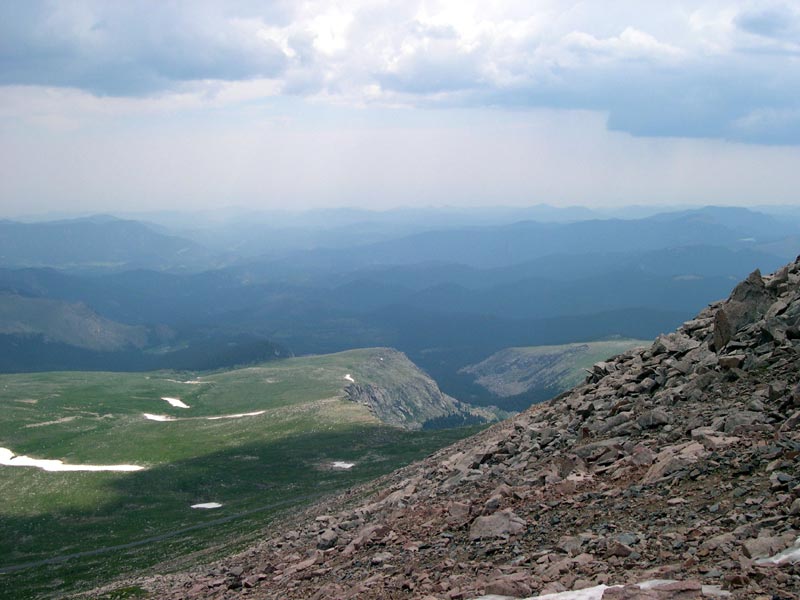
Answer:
[561,28,684,62]
[0,1,289,95]
[734,4,800,40]
[1,1,800,144]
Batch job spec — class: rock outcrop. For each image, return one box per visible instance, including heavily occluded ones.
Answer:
[107,259,800,599]
[342,348,499,429]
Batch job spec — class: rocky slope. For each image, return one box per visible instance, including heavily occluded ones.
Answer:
[103,259,800,599]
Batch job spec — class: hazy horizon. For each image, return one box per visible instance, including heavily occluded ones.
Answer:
[2,1,800,216]
[5,201,800,224]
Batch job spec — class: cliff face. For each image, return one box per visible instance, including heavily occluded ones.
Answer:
[119,259,800,600]
[344,381,464,430]
[343,348,497,430]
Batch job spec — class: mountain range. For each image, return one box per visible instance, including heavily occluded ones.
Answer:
[0,205,797,409]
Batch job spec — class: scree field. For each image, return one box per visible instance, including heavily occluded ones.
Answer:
[0,349,479,599]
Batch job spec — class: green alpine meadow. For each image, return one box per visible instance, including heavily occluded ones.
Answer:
[0,349,483,598]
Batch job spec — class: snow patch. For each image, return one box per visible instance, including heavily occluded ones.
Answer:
[756,536,800,565]
[344,374,355,383]
[164,378,208,385]
[0,447,144,472]
[475,580,730,600]
[206,411,265,420]
[145,411,265,422]
[191,502,223,509]
[161,397,190,408]
[332,461,355,469]
[144,413,177,422]
[524,585,612,600]
[475,587,612,600]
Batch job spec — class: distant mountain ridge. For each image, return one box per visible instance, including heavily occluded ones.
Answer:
[0,291,290,373]
[0,292,150,351]
[462,339,648,398]
[0,206,796,405]
[0,216,216,272]
[269,206,797,271]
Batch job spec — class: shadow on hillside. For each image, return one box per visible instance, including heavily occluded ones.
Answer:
[0,424,477,599]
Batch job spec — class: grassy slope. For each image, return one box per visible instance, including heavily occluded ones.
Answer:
[0,348,480,599]
[463,339,649,398]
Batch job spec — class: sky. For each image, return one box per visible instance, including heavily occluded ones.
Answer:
[1,0,799,216]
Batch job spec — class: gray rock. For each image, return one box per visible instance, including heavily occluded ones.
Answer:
[722,410,763,434]
[616,532,640,546]
[605,540,634,557]
[637,409,671,429]
[653,333,701,356]
[717,354,745,369]
[468,509,526,540]
[317,528,338,550]
[447,501,471,522]
[370,551,393,565]
[483,574,533,597]
[712,309,732,352]
[556,535,584,555]
[742,532,796,559]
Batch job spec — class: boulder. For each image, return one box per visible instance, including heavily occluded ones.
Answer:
[469,509,526,540]
[712,309,732,352]
[317,529,338,550]
[637,409,671,429]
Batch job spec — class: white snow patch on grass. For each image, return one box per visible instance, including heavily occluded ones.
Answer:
[143,413,177,422]
[344,374,355,383]
[332,461,355,469]
[161,397,190,408]
[206,411,265,420]
[0,447,144,472]
[144,411,265,422]
[191,502,223,509]
[756,536,800,565]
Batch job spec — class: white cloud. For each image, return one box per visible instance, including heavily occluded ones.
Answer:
[5,1,797,143]
[2,1,800,216]
[561,27,684,63]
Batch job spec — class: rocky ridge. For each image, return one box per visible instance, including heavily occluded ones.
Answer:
[109,259,800,599]
[341,348,500,429]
